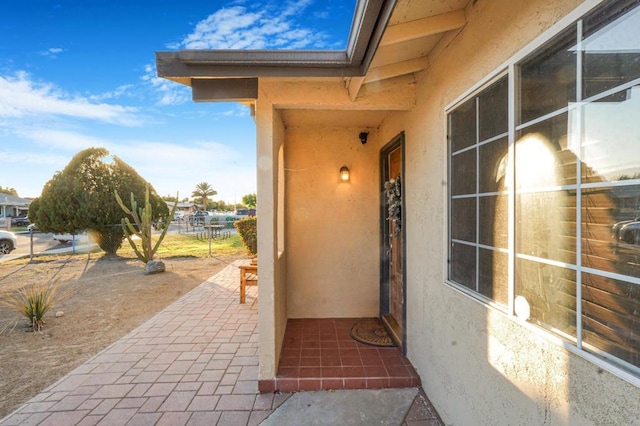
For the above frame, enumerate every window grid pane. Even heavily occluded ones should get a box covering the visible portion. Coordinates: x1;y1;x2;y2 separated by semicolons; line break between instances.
447;0;640;376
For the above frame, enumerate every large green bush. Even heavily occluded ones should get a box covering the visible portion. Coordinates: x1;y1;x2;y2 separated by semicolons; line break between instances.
28;147;168;255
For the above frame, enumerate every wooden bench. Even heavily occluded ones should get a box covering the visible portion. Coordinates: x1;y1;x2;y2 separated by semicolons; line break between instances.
239;263;258;304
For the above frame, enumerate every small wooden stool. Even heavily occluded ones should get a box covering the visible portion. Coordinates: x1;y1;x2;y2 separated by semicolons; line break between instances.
239;263;258;304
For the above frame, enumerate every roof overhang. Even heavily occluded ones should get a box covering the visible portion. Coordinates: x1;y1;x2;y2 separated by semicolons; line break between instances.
156;0;469;102
155;0;397;101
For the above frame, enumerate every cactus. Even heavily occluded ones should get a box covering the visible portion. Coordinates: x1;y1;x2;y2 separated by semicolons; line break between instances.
115;184;178;264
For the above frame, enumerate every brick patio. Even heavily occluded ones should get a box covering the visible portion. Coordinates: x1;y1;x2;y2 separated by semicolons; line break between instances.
0;261;442;426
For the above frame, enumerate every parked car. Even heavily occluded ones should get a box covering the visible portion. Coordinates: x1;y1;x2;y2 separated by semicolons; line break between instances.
0;230;18;254
619;221;640;245
612;217;640;244
188;211;214;225
10;215;30;226
53;232;89;244
234;208;256;217
173;211;185;221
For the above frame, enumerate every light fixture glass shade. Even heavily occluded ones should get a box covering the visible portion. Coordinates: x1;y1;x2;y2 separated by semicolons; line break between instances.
340;166;350;181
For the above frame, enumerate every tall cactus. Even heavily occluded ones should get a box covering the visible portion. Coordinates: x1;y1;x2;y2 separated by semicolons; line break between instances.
115;184;178;263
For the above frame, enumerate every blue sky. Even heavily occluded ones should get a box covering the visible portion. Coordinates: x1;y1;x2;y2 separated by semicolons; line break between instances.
0;0;355;204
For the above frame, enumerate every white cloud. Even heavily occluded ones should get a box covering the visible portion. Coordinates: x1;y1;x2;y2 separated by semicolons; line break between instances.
0;72;142;126
39;47;65;58
219;104;251;117
142;64;190;106
176;0;330;50
89;84;135;101
2;126;256;202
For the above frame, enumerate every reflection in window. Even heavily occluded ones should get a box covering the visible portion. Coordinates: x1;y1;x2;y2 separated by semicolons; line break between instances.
582;272;640;368
479;137;508;193
479;78;508;140
519;28;577;125
583;186;640;277
516;258;577;337
581;86;640;184
479;248;508;305
479;195;507;249
583;3;640;99
516;190;576;265
516;114;572;189
447;1;640;374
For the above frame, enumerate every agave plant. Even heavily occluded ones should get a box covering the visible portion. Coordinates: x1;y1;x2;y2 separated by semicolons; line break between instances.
0;280;72;331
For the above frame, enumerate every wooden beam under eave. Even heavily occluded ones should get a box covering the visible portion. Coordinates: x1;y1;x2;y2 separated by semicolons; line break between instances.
347;76;366;101
261;79;415;111
364;56;429;84
379;10;466;47
191;78;258;102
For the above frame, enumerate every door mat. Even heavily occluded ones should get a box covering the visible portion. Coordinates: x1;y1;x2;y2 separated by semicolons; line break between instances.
349;318;396;347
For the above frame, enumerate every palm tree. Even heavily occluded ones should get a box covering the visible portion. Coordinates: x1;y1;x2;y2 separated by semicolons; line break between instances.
191;182;217;211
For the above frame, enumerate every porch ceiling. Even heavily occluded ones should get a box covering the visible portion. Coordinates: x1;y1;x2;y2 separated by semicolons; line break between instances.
346;0;470;100
281;109;392;128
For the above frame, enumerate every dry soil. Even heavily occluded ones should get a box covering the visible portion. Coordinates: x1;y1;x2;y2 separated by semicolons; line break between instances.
0;253;243;419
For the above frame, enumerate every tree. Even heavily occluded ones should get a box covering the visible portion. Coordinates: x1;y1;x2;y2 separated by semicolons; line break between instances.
191;182;217;210
0;186;18;196
28;147;168;255
242;193;257;208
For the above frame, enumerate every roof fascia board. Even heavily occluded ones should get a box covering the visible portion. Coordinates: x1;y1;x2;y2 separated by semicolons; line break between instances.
178;50;349;66
345;0;385;65
356;0;397;74
156;52;362;80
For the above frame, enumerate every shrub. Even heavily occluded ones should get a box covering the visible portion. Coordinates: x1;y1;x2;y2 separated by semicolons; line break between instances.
0;281;72;331
234;216;257;256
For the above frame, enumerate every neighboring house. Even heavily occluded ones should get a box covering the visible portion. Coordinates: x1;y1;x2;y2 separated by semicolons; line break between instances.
165;201;197;215
0;192;31;226
156;0;640;424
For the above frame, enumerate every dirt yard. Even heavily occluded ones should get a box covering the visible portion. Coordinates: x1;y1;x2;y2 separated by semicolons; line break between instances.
0;252;244;419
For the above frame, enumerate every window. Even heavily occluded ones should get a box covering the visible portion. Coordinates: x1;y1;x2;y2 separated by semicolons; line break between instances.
447;0;640;377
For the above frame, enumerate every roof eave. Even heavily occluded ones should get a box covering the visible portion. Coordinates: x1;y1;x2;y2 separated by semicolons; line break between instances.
155;0;397;87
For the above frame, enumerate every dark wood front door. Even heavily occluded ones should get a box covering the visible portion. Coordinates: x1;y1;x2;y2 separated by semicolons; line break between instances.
380;133;405;352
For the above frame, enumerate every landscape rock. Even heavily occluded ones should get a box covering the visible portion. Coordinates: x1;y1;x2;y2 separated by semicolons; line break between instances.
145;260;165;275
55;311;64;318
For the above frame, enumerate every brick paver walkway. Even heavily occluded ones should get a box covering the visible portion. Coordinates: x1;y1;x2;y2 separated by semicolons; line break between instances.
0;261;283;426
1;261;442;426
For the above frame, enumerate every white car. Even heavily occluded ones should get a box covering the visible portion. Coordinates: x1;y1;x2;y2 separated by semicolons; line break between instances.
173;211;185;221
53;232;89;244
0;230;18;254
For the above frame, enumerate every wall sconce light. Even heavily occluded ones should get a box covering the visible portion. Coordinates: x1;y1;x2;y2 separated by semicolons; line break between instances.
359;132;368;144
340;166;350;182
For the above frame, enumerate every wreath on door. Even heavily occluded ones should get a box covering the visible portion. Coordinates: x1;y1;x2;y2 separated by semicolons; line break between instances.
384;174;402;237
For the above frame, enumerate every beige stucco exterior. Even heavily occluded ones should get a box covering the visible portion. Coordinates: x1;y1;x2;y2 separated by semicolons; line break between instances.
284;125;380;319
250;0;640;424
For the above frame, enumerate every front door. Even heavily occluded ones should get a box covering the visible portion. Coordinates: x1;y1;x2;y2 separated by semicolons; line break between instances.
380;133;405;352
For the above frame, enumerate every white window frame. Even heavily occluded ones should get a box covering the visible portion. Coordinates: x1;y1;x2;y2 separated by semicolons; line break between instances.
442;0;640;387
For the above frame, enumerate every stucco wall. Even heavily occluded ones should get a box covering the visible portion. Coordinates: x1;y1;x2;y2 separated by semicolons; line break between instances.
284;126;380;318
256;98;288;380
377;0;640;424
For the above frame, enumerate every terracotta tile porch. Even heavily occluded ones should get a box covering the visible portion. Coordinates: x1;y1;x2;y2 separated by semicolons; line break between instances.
258;318;421;393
